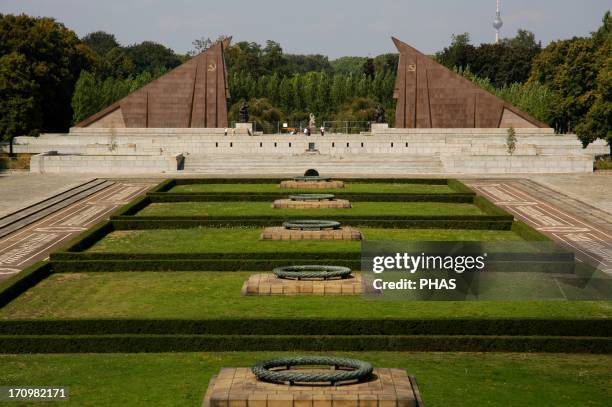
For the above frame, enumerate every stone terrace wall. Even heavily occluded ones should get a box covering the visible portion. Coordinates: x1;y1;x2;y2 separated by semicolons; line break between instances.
8;127;608;174
30;152;183;174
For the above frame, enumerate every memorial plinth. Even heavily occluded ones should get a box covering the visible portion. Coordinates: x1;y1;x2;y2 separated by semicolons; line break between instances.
241;273;364;296
202;368;424;407
272;199;351;209
260;227;362;241
280;180;344;189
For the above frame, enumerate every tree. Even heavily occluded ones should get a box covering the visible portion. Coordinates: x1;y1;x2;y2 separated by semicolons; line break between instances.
0;52;40;154
0;13;93;133
82;31;120;55
71;70;101;124
437;30;541;87
363;58;375;79
330;73;347;107
529;11;610;146
436;33;476;71
188;35;230;56
125;41;182;74
331;56;367;75
228;98;283;133
333;97;378;122
278;76;293;112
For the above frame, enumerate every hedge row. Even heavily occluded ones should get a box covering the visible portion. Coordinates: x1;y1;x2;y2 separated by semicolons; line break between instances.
0;334;608;353
170;178;453;185
51;251;357;261
51;259;361;272
0;262;52;308
1;318;608;337
110;219;513;230
146;193;476;203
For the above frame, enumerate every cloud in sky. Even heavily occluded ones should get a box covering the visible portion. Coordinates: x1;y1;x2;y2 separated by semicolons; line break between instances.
1;0;609;58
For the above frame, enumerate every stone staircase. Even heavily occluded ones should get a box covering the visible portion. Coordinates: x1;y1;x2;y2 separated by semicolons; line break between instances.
0;179;114;238
183;153;443;175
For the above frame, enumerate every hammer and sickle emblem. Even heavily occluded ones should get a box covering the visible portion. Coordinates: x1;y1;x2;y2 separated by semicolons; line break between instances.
407;64;416;72
207;63;217;72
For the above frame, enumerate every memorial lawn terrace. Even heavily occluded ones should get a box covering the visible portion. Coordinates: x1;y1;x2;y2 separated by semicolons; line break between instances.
0;178;609;357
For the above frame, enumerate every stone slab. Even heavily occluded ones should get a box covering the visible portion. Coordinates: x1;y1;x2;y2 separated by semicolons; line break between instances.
280;181;345;189
202;368;423;407
240;273;369;296
272;199;351;209
260;227;362;241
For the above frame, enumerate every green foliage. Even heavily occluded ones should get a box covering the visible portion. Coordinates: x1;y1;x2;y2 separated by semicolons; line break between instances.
506;126;517;155
530;11;611;147
71;69;165;124
0;13;93;133
124;41;183;74
457;67;557;124
330;56;367;75
333;97;378;122
0;52;40;150
228;98;283;132
82;31;120;55
437;30;541;87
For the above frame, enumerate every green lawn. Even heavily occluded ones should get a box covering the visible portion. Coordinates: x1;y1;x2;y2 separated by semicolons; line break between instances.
135;201;486;217
0;352;609;406
1;272;609;319
168;183;457;194
87;228;525;254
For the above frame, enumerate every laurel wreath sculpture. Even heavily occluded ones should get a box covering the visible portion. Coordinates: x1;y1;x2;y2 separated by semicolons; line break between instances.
289;194;335;201
252;356;373;385
273;265;352;280
293;176;332;182
283;220;341;230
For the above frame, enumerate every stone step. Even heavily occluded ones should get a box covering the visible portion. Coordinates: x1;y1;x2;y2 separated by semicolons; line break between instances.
0;179;114;238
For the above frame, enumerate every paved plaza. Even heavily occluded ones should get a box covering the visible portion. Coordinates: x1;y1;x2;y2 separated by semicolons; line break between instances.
0;178;153;281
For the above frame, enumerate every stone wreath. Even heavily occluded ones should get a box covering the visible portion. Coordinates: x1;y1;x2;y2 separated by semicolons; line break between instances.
289;194;335;201
273;265;352;280
293;176;332;182
283;220;341;230
252;356;373;385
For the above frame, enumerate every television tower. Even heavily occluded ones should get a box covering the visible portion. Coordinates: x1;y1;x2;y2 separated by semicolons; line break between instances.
493;0;503;43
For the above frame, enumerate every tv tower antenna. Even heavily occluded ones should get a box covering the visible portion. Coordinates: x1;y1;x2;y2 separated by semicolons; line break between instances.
493;0;503;43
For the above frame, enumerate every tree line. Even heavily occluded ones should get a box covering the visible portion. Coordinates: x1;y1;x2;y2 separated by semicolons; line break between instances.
0;11;610;152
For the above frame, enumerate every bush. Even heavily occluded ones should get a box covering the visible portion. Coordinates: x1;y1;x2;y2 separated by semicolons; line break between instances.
0;334;608;354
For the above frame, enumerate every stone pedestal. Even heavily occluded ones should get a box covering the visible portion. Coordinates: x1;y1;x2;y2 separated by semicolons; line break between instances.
241;273;366;296
260;227;362;241
371;123;389;132
279;181;344;189
202;368;424;407
272;199;351;209
235;123;253;131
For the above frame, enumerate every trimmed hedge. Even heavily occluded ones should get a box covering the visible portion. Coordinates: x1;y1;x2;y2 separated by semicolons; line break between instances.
146;193;476;203
1;318;609;337
51;251;357;261
110;219;513;230
51;259;361;272
0;334;608;353
0;262;52;308
170;178;452;185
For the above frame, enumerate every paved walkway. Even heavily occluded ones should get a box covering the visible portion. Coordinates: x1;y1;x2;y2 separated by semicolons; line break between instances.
0;181;154;282
464;178;612;274
0;172;94;218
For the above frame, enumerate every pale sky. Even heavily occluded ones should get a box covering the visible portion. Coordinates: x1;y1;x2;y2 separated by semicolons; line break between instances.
1;0;609;58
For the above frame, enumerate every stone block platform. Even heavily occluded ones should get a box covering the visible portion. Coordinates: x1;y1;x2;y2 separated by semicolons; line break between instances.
241;273;364;296
272;199;351;209
280;181;344;189
260;227;362;240
202;367;424;407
